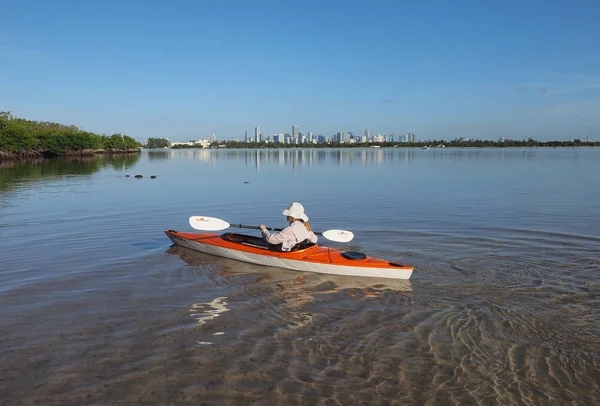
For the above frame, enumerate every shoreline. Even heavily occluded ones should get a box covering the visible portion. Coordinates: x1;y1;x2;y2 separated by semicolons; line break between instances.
0;149;141;162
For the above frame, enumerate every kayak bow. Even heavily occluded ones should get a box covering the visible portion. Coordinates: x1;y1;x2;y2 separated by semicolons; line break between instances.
164;230;413;280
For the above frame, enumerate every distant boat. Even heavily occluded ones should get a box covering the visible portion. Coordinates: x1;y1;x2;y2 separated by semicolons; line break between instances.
421;146;430;150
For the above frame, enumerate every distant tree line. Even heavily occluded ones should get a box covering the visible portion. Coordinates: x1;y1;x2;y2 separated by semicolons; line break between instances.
145;138;170;148
170;144;204;149
433;138;599;148
144;138;205;149
0;111;141;159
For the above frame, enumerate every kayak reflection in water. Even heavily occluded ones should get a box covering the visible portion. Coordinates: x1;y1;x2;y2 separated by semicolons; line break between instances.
259;202;318;251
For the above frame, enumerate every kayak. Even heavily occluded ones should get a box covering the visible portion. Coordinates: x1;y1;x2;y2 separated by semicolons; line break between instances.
164;230;414;280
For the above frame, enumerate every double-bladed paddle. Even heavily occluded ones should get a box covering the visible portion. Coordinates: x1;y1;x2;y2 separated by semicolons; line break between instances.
188;216;354;243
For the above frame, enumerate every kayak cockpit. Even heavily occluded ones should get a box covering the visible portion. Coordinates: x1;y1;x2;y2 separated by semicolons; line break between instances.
221;232;271;249
220;232;317;252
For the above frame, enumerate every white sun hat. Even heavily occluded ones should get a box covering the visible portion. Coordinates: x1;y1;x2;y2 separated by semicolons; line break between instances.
282;202;309;222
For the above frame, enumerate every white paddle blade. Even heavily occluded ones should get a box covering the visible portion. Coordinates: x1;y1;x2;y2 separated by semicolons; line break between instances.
322;229;354;243
189;216;230;231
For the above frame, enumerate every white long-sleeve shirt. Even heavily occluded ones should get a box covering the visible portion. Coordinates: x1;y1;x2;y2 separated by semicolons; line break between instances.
261;221;318;251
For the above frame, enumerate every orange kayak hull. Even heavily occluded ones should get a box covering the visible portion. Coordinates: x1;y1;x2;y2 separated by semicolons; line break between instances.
165;230;413;280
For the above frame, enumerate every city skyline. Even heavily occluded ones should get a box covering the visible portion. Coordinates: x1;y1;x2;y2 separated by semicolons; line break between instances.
2;1;599;142
234;124;419;145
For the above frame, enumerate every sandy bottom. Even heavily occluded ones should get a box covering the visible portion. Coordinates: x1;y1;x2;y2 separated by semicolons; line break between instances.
1;245;599;406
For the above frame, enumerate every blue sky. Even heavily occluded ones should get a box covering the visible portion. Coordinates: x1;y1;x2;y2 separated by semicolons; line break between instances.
2;0;599;142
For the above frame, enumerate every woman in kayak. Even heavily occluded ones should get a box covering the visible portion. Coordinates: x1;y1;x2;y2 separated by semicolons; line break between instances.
259;202;318;251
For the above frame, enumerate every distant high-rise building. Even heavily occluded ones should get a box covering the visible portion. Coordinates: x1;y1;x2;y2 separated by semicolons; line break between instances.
208;133;216;143
292;125;299;140
245;130;249;143
255;126;260;143
404;133;415;143
365;128;370;139
404;133;416;143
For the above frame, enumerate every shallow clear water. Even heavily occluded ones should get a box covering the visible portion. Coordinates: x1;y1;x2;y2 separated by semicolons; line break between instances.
1;148;599;405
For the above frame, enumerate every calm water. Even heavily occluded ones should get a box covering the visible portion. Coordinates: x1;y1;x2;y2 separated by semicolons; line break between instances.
1;148;599;405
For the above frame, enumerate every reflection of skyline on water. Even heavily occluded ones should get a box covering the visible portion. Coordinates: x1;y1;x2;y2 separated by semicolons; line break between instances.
149;148;418;169
146;150;171;161
144;147;591;171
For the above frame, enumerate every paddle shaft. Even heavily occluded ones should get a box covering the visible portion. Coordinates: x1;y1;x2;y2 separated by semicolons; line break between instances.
229;223;323;236
189;216;353;242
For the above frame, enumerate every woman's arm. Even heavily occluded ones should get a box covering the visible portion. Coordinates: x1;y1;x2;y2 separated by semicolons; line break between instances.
261;226;296;245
